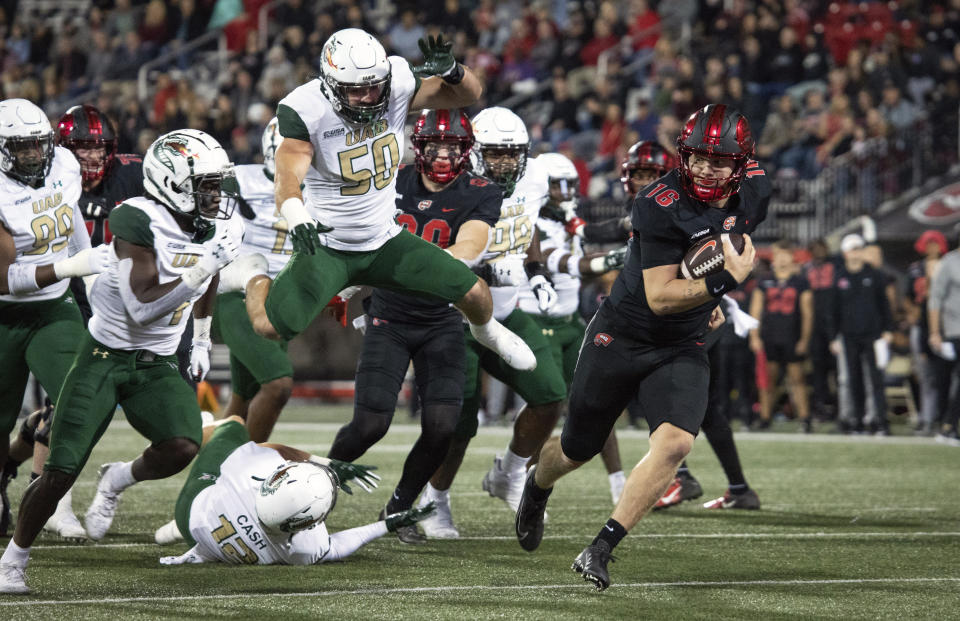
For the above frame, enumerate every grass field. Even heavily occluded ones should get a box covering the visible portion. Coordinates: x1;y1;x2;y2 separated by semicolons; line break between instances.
2;404;959;620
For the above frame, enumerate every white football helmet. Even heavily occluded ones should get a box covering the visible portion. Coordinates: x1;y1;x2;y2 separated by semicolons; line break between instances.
261;117;283;178
471;107;529;196
0;98;55;187
535;152;580;221
143;129;238;231
255;461;339;534
319;28;391;126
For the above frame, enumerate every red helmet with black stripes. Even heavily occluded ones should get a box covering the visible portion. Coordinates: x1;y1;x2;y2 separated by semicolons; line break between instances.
676;104;755;202
412;108;475;184
56;104;118;186
620;140;675;195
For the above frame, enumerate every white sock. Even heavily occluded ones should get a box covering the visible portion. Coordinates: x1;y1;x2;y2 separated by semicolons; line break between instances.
424;482;449;501
608;470;625;488
106;462;136;494
470;317;500;338
0;541;30;568
501;447;529;475
53;487;74;515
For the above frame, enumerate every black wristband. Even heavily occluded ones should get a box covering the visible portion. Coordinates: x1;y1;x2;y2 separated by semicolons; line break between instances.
442;63;465;84
524;260;550;281
704;270;738;298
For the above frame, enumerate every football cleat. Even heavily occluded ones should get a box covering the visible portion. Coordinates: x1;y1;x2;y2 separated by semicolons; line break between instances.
481;456;524;513
417;492;459;539
0;461;15;537
470;320;537;371
572;541;616;592
84;462;125;541
42;488;87;541
515;466;550;552
653;472;702;510
379;506;427;545
703;487;761;510
0;563;29;594
154;519;184;545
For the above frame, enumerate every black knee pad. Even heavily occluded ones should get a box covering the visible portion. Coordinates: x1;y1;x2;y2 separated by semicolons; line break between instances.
355;383;400;415
420;403;461;443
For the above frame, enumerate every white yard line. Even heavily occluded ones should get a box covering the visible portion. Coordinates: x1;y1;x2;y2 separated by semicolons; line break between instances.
2;577;958;606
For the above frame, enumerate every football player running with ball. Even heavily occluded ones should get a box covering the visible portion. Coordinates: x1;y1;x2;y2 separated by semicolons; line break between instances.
232;29;535;373
0;129;243;594
154;416;431;566
0;99;110;538
326;108;501;544
514;105;770;592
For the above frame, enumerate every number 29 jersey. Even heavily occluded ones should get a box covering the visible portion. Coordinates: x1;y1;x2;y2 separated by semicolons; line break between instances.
276;57;417;252
367;166;502;323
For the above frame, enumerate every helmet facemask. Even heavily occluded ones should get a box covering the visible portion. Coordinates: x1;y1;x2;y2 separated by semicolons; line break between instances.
677;149;749;202
0;134;55;187
178;163;239;238
321;73;391;126
478;145;528;196
415;139;470;184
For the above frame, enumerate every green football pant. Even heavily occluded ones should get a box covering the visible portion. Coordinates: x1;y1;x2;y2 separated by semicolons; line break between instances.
214;292;292;400
530;312;587;387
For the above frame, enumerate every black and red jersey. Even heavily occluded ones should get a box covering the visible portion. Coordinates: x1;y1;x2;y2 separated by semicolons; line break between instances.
757;273;809;345
80;153;144;246
606;163;771;345
367;166;502;323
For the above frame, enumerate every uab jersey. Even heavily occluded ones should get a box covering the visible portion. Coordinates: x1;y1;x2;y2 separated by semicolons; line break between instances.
518;216;581;317
481;157;549;319
608;164;771;344
0;146;85;303
89;197;244;354
276;57;418;251
234;164;291;278
367;166;502;323
189;441;333;565
80;153;144;246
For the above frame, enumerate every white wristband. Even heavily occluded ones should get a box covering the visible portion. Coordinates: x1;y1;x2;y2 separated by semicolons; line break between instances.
6;263;39;294
566;255;581;278
53;249;93;279
308;454;331;466
546;250;565;274
193;316;212;342
280;197;312;230
589;256;606;273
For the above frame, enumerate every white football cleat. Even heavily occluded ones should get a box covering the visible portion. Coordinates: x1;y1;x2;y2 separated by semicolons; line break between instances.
417;492;459;539
0;563;29;594
84;462;125;541
42;489;87;541
154;519;184;545
481;456;525;513
470;321;537;371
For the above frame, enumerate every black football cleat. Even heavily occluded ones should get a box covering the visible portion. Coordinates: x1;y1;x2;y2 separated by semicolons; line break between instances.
703;487;761;510
572;541;616;592
379;506;427;545
515;466;550;552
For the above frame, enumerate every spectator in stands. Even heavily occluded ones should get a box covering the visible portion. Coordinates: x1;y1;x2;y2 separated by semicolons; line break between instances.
273;0;308;31
138;0;172;51
829;234;893;435
530;19;559;80
779;88;825;179
106;0;140;42
928;231;960;445
767;26;805;89
432;0;476;42
171;0;213;43
815;93;855;165
879;82;922;131
628;95;658;142
545;71;579;146
257;46;295;106
580;18;618;67
385;10;424;60
758;94;796;171
628;0;660;53
84;30;114;89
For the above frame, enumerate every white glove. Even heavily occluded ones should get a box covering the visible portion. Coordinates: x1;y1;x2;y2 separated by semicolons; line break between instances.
190;339;211;382
721;295;759;338
183;228;241;290
352;314;368;334
53;244;112;280
491;261;525;287
529;274;558;313
940;341;957;361
873;338;890;370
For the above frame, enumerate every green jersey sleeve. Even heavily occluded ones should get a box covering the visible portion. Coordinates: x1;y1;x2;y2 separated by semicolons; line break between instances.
109;203;154;248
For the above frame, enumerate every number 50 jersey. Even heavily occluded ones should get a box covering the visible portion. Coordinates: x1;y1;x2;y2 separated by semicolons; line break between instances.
276;57;418;252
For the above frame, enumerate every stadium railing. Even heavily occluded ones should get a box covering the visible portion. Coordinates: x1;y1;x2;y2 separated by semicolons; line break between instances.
136;29;229;105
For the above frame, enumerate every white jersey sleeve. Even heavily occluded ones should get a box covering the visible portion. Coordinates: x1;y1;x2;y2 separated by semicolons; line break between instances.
0;147;84;302
518;217;582;317
188;441;332;565
233;164;291;278
480;158;549;319
274;57;417;251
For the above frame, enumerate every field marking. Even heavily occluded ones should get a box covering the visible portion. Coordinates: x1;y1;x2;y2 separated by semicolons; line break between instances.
29;530;960;550
2;577;958;607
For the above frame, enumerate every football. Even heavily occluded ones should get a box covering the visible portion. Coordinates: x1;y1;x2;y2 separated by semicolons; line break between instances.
680;233;746;279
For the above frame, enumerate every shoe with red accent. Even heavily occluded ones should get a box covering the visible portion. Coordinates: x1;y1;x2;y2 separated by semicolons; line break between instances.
702;487;760;510
653;472;702;510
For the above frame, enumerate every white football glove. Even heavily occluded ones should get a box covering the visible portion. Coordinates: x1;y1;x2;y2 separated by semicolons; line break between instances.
528;274;558;313
189;339;211;382
52;244;113;280
491;261;525;287
199;228;241;274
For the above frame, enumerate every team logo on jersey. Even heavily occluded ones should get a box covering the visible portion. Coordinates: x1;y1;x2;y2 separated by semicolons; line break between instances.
344;120;389;146
92;348;110;359
323;127;345;139
171;253;201;268
31;192;63;214
593;333;613;347
723;216;737;230
690;228;711;240
417;200;433;211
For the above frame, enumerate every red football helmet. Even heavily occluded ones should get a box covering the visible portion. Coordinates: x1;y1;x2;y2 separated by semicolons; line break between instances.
412;108;474;184
620;140;675;195
676;104;755;202
56;104;118;186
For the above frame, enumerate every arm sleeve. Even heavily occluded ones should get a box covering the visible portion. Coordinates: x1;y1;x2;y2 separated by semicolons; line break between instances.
67;202;92;255
583;217;629;244
312;521;389;564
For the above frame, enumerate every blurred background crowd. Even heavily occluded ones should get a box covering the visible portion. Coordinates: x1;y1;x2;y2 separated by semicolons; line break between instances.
2;0;960;437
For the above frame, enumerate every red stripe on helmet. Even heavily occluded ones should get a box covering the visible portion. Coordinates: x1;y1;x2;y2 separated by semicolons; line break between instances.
703;105;727;147
437;109;450;132
86;106;103;136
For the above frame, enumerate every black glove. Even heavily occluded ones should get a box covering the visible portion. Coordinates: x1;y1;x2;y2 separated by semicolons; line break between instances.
412;35;463;84
80;196;110;219
385;502;436;532
289;221;334;255
320;458;381;495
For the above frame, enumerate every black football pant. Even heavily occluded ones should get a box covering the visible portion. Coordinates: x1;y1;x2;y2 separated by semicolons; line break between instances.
808;328;836;418
843;334;887;430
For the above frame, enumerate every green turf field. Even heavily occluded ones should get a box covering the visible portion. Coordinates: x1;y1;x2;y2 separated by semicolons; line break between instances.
2;404;958;620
